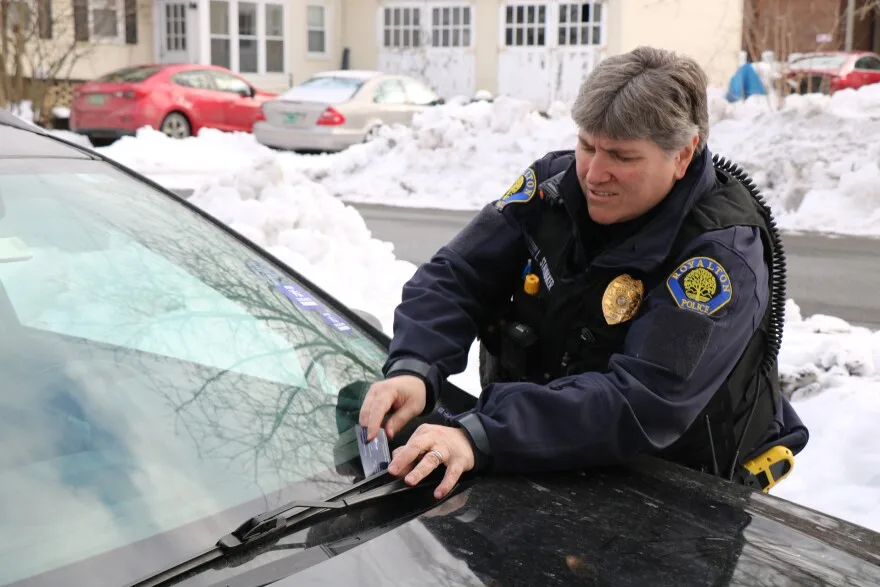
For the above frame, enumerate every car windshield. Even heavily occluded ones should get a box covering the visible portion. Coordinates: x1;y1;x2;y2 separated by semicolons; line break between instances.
98;65;164;83
278;76;366;103
0;157;385;586
788;55;848;70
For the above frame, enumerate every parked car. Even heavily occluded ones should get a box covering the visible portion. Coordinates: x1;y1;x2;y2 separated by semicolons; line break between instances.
785;51;880;94
254;70;444;152
69;64;277;144
0;111;878;587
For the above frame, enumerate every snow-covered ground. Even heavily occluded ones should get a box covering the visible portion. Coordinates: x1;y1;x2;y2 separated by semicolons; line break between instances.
6;89;880;534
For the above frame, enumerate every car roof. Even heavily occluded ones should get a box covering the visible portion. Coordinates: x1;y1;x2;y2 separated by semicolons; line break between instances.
0;112;94;160
312;69;385;80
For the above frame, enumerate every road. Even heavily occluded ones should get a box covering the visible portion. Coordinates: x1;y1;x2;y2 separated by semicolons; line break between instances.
351;202;880;329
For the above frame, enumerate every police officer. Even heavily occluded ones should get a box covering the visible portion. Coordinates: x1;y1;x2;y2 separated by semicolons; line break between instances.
359;46;810;500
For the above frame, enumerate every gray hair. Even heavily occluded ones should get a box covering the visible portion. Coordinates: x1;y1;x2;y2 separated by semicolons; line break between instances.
571;46;709;155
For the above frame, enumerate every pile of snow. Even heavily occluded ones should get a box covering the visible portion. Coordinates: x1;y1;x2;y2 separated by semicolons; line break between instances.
774;302;880;532
708;84;880;236
285;96;577;210
778;300;880;399
98;127;279;191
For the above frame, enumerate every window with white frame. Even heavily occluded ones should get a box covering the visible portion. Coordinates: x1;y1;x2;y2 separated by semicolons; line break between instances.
383;6;421;48
238;1;257;73
307;5;326;54
265;3;284;71
431;6;471;48
504;4;546;47
558;1;603;46
91;0;123;40
210;0;231;68
164;2;187;53
72;0;136;43
210;0;287;74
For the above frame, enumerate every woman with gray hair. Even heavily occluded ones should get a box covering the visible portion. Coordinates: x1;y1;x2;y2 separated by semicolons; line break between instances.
359;46;809;499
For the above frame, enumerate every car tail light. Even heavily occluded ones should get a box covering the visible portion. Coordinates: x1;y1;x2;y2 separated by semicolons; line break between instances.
256;104;267;122
317;107;345;126
114;87;148;99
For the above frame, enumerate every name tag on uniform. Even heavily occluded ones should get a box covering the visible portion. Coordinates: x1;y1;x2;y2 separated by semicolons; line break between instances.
356;424;391;478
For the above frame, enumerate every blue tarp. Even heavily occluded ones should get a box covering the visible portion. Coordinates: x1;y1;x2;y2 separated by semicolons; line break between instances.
725;62;767;102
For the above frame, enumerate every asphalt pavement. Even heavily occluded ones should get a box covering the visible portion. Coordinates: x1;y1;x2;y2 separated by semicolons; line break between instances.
350;202;880;329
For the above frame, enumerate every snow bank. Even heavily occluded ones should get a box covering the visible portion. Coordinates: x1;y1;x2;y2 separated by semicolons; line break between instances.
286;96;577;210
779;300;880;400
758;299;880;532
98;127;278;191
709;84;880;236
772;375;880;534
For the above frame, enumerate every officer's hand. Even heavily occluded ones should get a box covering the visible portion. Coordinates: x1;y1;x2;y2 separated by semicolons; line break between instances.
388;424;475;500
358;375;426;442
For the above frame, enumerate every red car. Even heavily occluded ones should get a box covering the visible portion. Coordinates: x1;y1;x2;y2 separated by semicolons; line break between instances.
785;51;880;94
70;64;277;144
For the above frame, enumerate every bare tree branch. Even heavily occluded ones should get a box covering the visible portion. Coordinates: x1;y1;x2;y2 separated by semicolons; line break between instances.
0;0;149;126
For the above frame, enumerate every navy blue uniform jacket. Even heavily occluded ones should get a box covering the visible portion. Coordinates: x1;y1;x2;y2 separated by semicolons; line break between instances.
384;147;809;473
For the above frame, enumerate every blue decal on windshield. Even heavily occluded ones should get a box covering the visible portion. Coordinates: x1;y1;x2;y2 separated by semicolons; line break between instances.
276;283;322;310
321;311;352;334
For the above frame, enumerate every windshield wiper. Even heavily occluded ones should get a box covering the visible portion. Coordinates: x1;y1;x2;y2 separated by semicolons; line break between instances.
127;469;455;587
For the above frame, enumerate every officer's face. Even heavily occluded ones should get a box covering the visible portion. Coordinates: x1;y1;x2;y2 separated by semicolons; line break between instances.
575;132;697;224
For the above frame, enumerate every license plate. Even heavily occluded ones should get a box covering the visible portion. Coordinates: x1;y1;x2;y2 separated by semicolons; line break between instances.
283;112;304;124
88;94;106;105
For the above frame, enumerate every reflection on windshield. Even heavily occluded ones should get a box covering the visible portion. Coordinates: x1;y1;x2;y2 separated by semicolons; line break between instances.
0;160;385;585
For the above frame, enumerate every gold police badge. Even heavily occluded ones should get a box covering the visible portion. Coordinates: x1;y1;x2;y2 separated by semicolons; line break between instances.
601;274;645;325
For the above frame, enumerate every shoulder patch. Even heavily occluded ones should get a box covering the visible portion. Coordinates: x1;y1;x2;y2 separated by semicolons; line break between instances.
666;256;733;315
495;167;538;210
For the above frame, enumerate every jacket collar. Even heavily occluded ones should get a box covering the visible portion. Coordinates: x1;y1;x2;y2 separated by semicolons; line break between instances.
558;146;717;273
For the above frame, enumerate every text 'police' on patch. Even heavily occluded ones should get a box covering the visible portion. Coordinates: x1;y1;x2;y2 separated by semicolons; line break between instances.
666;256;733;315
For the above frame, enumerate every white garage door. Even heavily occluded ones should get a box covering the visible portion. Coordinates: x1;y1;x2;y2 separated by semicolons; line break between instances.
377;1;477;100
498;0;606;111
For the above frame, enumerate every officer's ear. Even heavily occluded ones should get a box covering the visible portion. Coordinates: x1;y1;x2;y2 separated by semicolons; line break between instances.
673;135;699;180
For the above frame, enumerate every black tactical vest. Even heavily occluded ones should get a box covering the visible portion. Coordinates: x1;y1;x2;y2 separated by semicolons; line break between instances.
478;155;787;478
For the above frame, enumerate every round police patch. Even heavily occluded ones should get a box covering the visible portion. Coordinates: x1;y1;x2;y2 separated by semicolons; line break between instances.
666;256;733;315
495;167;537;210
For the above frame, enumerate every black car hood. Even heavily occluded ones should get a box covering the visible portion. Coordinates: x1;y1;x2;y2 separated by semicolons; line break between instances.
273;458;880;587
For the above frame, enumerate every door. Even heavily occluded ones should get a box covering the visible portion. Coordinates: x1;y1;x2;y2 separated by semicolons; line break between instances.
168;69;227;128
498;0;606;111
157;0;196;64
850;55;880;90
377;2;476;100
208;71;260;131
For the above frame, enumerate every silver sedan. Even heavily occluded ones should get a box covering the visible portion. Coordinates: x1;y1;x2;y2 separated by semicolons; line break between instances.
254;70;444;152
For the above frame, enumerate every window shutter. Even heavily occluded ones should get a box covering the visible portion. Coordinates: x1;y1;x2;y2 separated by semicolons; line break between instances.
38;0;53;39
73;0;89;42
124;0;137;44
